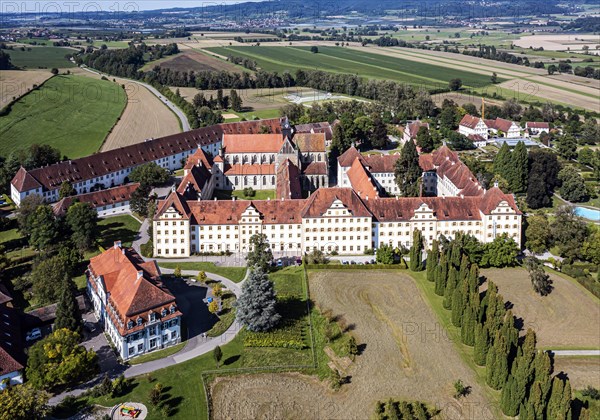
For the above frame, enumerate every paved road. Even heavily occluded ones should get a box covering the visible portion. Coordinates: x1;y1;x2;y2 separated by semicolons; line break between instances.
79;66;190;132
549;350;600;356
49;268;246;406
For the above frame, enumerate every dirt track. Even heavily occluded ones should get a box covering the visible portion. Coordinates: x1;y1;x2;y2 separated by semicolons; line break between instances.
553;357;600;390
211;271;493;420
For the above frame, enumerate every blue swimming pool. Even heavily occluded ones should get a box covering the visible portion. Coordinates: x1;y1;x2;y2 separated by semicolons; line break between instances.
574;206;600;222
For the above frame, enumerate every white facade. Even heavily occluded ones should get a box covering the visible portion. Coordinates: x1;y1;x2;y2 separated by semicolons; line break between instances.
0;370;23;390
459;120;489;140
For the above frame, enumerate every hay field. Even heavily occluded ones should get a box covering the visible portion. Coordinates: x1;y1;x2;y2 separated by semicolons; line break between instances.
5;46;77;69
553;357;600;390
482;268;600;349
148;50;240;73
0;70;53;109
514;34;600;53
211;271;493;420
101;80;181;151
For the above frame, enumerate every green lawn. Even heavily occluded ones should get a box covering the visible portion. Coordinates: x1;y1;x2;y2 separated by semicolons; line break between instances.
0;75;127;159
6;46;77;69
206;291;237;337
205;45;503;90
97;215;141;249
128;342;186;365
214;189;276;201
158;262;246;283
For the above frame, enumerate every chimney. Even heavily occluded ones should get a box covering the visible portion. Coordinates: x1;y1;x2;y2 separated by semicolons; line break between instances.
137;270;143;279
122;248;125;255
268;197;271;201
114;241;122;249
232;196;236;201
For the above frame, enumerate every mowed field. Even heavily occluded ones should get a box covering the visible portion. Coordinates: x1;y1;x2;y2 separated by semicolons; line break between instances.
205;45;501;90
482;268;600;349
211;271;493;419
149;50;240;73
0;70;53;109
0;74;126;158
5;46;76;69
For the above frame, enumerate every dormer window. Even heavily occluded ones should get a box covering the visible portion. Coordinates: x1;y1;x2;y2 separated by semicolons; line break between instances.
170;305;175;314
161;308;167;317
128;320;134;329
137;317;143;326
149;312;157;322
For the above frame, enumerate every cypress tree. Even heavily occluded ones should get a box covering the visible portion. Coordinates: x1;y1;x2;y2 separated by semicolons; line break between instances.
468;264;479;295
409;229;424;271
494;141;511;182
486;332;509;390
443;266;458;309
512;141;529;193
434;254;448;296
55;274;83;336
519;401;534;420
451;286;463;327
426;240;439;282
474;323;490;366
526;380;545;420
501;374;520;416
510;330;537;416
501;310;519;355
485;282;505;333
547;377;572;420
461;304;476;346
459;254;470;281
450;241;461;268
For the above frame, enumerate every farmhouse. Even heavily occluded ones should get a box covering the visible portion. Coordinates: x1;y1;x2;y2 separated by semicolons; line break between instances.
459;115;521;140
152;185;522;258
526;121;550;136
87;243;182;361
459;115;489;140
485;117;521;138
10;119;284;206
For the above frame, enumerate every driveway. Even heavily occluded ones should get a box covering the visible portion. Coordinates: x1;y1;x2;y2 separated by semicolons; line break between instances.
81;312;119;375
164;277;213;340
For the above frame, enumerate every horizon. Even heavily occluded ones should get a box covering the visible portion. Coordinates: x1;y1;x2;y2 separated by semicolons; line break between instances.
1;0;267;14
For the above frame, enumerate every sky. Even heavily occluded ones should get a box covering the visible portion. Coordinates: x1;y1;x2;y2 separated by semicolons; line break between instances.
2;0;267;13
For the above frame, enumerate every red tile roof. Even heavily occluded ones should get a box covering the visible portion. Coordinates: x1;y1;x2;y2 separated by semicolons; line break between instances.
418;146;483;197
480;186;521;214
526;122;549;129
184;148;213;171
276;159;302;200
405;121;430;139
293;132;326;153
362;154;400;173
301;187;373;218
302;161;328;175
0;345;23;376
155;191;191;220
52;183;140;216
12;119;283;193
11;167;41;191
346;158;380;200
459;114;482;129
294;121;334;140
367;196;483;221
177;165;212;198
183;199;305;225
337;146;363;168
223;164;275;175
489;117;517;133
222;134;284;154
89;246;180;336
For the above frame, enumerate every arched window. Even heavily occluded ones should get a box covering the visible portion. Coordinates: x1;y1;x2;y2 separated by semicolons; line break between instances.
271;176;275;185
262;176;266;185
253;176;257;185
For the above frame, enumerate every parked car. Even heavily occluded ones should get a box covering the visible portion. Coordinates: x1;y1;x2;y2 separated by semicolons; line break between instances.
84;321;96;333
295;258;302;266
276;259;283;267
350;260;357;265
341;260;349;265
26;328;42;342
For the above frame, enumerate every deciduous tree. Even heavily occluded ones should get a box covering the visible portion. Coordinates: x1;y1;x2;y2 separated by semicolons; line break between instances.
0;384;49;420
66;202;99;251
525;214;551;254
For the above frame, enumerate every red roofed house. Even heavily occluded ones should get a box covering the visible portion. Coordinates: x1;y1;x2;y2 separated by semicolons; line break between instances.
402;121;430;145
526;122;550;136
459;115;489;140
87;242;182;361
486;117;521;138
52;183;140;217
0;345;23;390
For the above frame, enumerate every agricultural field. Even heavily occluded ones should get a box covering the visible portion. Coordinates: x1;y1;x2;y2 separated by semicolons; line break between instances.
205;45;502;90
100;78;181;150
481;268;600;350
0;74;126;158
0;69;53;109
141;50;241;73
211;270;493;419
5;46;76;69
553;357;600;390
513;34;600;53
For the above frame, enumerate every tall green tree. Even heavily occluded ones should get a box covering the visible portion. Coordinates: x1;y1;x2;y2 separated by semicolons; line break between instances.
235;268;280;332
558;166;589;203
493;142;511;184
370;116;388;149
409;229;424;271
556;135;577;160
547;377;572;420
28;205;59;251
415;126;433;153
426;240;439;281
474;323;490;366
55;274;83;336
525;214;551;254
59;181;76;199
486;331;509;390
525;256;553;296
128;162;169;187
246;233;273;272
550;205;589;261
434;253;448;296
230;89;243;112
511;141;529;193
66;202;99;251
26;328;98;391
0;384;49;420
480;234;519;268
394;140;421;197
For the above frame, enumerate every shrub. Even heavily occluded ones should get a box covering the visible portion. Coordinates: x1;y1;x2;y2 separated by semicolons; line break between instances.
363;248;375;255
581;386;600;400
140;240;153;258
